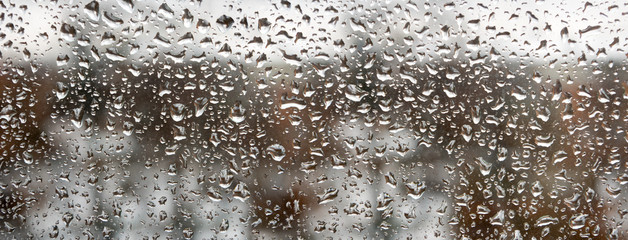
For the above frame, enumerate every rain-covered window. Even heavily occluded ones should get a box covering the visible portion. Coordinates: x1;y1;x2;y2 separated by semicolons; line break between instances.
1;0;627;239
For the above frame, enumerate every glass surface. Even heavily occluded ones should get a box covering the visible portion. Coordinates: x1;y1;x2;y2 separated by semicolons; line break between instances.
0;0;626;239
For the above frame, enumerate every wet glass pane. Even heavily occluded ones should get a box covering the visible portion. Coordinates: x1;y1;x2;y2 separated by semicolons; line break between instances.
1;0;627;239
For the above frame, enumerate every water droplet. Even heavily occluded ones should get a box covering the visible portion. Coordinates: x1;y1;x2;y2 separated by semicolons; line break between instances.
229;102;246;123
569;214;587;229
406;181;426;199
267;144;286;161
84;1;100;21
170;103;186;122
216;15;234;32
317;188;339;204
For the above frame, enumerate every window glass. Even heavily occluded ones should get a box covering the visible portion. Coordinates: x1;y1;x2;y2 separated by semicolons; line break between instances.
0;0;626;239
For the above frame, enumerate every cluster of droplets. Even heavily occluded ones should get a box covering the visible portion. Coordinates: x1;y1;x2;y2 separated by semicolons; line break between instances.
0;0;626;239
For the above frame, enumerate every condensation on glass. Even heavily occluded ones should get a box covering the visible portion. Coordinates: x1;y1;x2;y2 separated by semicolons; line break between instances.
0;0;626;239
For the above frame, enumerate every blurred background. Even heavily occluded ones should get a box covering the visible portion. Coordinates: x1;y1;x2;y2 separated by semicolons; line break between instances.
0;0;626;239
